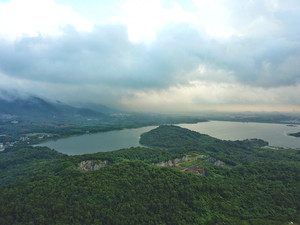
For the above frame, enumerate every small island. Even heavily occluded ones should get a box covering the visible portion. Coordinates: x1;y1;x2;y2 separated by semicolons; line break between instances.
289;132;300;137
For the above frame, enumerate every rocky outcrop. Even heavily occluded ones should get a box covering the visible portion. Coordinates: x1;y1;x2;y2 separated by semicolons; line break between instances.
155;160;175;167
214;160;226;167
154;155;205;167
207;157;228;167
183;165;205;175
78;160;108;172
155;155;229;169
154;155;191;167
154;154;207;176
174;156;190;164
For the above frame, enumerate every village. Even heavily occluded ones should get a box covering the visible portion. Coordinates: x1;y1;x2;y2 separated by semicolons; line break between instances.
0;134;50;150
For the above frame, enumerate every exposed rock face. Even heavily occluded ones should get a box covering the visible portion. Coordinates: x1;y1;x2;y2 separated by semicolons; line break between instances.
154;154;207;175
154;155;205;167
183;165;205;175
156;160;174;167
155;155;229;170
214;160;225;167
154;156;191;167
78;160;108;172
207;157;227;167
174;156;190;164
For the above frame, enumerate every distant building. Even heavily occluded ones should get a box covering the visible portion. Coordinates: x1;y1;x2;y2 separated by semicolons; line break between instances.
20;137;29;142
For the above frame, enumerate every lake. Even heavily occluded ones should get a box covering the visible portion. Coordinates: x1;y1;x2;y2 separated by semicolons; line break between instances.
180;121;300;149
38;121;300;155
37;126;157;155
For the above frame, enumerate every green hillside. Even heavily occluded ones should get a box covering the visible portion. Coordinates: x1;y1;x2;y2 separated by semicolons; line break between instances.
1;126;299;224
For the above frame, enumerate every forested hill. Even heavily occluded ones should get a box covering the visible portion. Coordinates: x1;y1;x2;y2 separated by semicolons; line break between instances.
0;96;108;121
140;125;272;165
140;125;217;148
0;126;300;224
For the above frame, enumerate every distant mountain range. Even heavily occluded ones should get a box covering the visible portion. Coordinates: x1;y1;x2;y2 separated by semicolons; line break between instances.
0;96;117;122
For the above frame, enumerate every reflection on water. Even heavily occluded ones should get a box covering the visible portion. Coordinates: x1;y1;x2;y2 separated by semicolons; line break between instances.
179;121;300;149
38;121;300;155
37;126;157;155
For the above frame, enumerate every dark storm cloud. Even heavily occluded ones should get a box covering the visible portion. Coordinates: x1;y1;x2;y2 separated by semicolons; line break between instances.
0;19;300;90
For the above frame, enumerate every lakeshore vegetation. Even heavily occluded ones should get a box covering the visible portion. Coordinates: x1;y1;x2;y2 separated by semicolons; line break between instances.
0;125;299;224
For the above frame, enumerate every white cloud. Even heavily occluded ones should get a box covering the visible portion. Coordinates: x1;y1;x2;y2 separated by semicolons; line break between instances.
0;0;92;40
106;0;243;42
121;81;300;112
0;0;300;112
108;0;192;42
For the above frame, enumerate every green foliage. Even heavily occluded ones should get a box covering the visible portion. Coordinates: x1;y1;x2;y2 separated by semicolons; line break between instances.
0;125;299;224
140;125;216;148
72;147;184;165
140;125;299;167
0;146;66;187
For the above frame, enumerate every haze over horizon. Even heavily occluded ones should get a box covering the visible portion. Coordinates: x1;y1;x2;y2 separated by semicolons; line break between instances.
0;0;300;113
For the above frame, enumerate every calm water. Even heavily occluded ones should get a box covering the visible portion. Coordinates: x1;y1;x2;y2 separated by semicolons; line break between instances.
179;121;300;149
37;126;157;155
38;121;300;155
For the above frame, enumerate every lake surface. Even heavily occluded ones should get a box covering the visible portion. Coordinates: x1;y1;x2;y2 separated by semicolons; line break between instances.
37;126;157;155
38;121;300;155
179;121;300;149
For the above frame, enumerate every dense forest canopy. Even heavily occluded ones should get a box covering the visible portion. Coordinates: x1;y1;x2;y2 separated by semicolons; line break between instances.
0;125;299;224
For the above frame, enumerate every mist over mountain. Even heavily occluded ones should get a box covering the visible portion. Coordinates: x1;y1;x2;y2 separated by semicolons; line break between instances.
0;94;114;122
73;102;120;115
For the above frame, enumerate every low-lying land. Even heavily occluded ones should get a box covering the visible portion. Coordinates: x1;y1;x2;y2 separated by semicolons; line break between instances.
289;132;300;138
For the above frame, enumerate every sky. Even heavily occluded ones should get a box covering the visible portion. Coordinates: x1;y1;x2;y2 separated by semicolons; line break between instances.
0;0;300;113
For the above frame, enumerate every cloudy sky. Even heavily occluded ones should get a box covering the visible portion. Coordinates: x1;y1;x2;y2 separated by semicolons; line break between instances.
0;0;300;113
